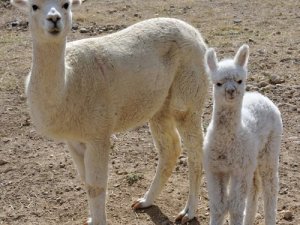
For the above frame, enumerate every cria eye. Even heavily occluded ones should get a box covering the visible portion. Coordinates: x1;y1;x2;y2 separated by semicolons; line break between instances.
32;5;38;11
63;2;69;9
237;80;243;84
216;83;222;87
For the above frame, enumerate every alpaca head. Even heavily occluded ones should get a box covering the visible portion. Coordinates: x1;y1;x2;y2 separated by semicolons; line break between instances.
11;0;82;42
205;44;249;106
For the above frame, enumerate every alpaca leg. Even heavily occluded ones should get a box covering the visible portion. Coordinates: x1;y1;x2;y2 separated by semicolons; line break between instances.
206;171;229;225
84;139;110;225
244;170;260;225
228;175;250;225
259;138;280;225
132;112;181;209
260;168;278;225
67;141;86;182
175;112;204;223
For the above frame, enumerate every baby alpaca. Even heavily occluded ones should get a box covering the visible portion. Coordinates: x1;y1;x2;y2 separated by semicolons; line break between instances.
11;0;209;224
203;45;282;225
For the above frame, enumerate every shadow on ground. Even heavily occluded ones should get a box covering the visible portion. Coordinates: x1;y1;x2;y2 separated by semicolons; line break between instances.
135;205;200;225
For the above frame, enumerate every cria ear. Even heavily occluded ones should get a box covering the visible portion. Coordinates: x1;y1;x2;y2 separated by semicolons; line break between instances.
205;48;218;72
234;44;249;67
10;0;29;11
71;0;82;8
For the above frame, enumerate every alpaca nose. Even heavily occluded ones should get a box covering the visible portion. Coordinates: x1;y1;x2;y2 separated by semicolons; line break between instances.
226;88;235;95
47;8;61;24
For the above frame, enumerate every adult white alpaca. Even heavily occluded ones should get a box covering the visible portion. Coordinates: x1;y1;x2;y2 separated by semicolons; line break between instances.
203;45;282;225
11;0;209;224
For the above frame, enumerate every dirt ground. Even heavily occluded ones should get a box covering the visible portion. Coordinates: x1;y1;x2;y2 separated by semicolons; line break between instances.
0;0;299;224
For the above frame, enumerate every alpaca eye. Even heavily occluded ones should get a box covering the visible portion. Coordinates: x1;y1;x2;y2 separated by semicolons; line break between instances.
63;3;69;9
237;80;243;84
32;5;39;11
216;83;222;87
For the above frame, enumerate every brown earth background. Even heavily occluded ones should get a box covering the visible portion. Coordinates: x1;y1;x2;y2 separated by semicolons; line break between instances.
0;0;299;224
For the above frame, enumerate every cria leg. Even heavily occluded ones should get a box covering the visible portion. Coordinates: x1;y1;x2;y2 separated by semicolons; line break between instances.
84;139;110;225
244;170;260;225
260;168;278;225
175;112;204;224
260;138;280;225
206;171;229;225
67;141;86;182
132;111;181;209
228;175;250;225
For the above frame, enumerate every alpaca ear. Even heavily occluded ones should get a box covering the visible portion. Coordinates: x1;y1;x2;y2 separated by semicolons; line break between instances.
234;44;249;67
10;0;29;11
71;0;82;8
205;48;218;72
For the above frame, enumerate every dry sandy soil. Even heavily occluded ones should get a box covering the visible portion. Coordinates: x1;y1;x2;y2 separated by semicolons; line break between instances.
0;0;299;224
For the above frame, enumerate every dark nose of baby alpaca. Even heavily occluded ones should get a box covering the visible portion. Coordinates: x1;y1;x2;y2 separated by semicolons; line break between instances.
47;16;61;27
226;89;235;96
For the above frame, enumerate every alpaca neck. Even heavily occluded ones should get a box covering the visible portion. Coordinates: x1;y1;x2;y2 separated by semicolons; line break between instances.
212;100;243;131
29;38;67;105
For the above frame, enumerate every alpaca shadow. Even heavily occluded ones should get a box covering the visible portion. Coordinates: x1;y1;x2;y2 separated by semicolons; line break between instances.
135;205;200;225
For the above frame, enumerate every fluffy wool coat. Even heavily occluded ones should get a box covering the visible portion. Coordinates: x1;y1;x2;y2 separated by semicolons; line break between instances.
204;45;282;225
11;0;209;224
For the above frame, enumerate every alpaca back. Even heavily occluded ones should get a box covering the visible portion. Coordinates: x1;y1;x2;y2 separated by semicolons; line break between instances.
242;92;282;154
35;18;207;139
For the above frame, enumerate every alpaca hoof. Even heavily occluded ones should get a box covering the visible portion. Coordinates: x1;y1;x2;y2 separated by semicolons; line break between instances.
175;211;194;224
131;198;152;209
